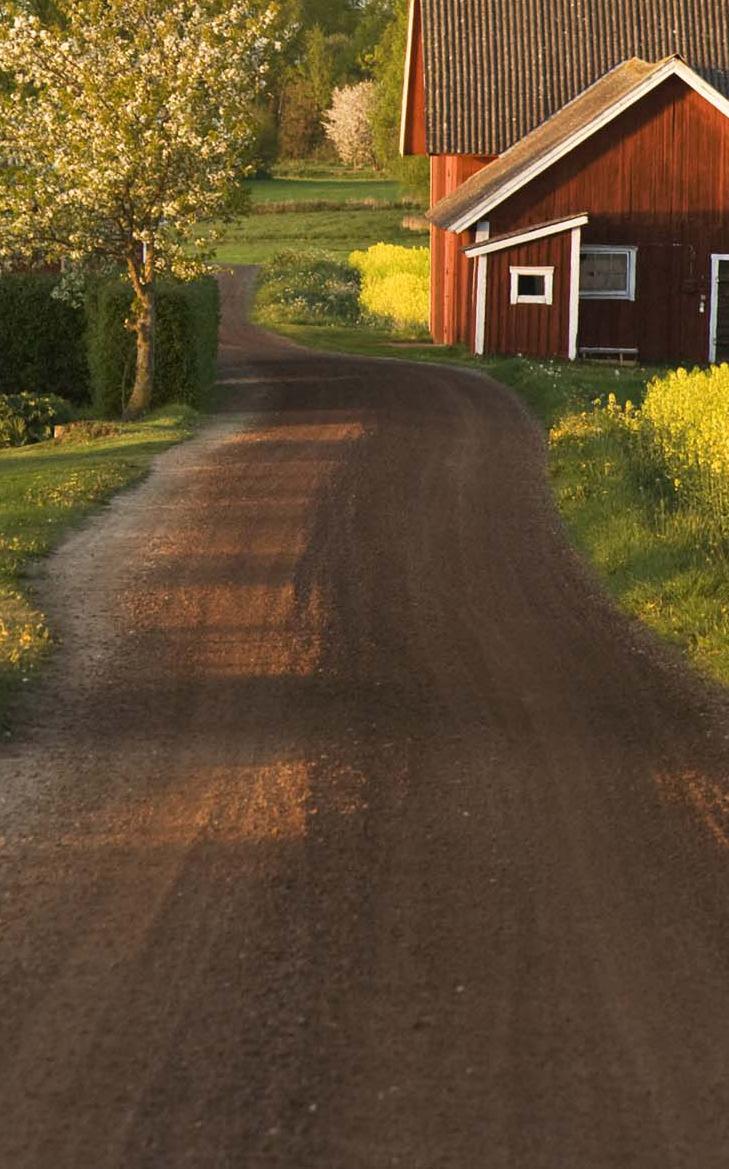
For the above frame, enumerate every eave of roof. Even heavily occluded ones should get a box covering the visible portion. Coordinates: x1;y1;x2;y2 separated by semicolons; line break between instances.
427;56;729;233
463;214;590;257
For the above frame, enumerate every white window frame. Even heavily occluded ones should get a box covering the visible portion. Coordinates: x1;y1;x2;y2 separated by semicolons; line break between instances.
510;266;554;305
579;245;637;301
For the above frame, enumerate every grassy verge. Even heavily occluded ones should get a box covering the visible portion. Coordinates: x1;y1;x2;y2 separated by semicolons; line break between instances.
262;318;728;687
551;407;729;685
0;403;198;727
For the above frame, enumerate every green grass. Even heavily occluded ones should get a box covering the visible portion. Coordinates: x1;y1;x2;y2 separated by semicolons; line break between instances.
251;320;474;358
551;408;729;685
247;176;406;208
209;209;428;265
0;403;198;727
270;161;386;181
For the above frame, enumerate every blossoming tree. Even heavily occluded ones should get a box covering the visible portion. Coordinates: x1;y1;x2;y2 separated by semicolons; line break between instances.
322;81;377;169
0;0;278;416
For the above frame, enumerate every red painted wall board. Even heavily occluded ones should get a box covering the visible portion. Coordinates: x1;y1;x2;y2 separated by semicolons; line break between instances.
485;234;574;359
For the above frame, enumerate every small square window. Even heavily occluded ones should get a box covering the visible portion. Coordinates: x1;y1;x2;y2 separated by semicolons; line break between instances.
510;266;554;305
518;273;545;298
580;247;637;300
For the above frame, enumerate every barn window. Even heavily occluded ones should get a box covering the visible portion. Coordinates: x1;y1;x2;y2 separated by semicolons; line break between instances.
510;266;554;305
579;247;637;300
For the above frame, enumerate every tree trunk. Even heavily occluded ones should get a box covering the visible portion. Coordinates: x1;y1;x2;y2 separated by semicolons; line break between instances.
124;253;156;419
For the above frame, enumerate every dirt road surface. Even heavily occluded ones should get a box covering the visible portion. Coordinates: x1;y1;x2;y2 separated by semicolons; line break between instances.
3;268;729;1168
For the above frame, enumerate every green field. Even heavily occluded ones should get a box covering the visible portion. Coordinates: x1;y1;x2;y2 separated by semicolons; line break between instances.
211;207;428;265
206;171;428;264
247;176;406;207
0;405;197;727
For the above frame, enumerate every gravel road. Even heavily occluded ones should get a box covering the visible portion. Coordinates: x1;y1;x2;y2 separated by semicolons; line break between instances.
3;267;729;1168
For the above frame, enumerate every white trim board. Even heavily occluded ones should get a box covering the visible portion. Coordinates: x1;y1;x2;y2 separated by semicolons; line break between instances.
709;253;729;364
473;219;490;357
449;58;729;233
568;227;582;361
399;0;418;157
464;214;589;258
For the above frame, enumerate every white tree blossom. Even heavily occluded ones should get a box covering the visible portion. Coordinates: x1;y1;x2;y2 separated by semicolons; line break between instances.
322;81;377;169
0;0;280;416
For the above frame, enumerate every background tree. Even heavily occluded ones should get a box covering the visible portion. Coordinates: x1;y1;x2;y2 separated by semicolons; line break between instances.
323;82;378;169
0;0;279;417
278;24;343;158
350;0;396;75
274;0;396;162
297;0;359;36
371;0;429;198
278;75;323;158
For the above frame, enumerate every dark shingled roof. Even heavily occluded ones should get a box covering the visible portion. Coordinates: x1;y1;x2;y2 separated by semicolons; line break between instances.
428;57;669;229
420;0;729;155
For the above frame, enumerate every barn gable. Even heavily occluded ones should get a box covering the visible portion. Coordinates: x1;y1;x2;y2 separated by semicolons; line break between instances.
428;57;729;232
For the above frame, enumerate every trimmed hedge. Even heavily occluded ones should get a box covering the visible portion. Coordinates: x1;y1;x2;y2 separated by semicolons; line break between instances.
0;272;219;419
86;276;220;417
0;273;89;404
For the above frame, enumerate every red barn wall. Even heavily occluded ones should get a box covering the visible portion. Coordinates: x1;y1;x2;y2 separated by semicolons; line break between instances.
487;76;729;364
430;154;494;345
485;234;574;359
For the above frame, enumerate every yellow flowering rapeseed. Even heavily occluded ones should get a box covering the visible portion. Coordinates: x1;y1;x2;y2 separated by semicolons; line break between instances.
349;243;429;328
642;364;729;484
587;367;729;534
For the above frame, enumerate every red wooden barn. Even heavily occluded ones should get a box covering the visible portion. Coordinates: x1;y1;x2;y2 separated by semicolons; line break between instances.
400;0;729;364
